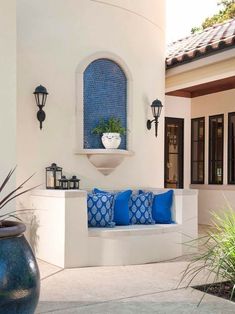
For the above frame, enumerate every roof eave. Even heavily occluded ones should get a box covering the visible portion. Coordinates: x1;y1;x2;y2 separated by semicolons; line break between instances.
166;39;235;70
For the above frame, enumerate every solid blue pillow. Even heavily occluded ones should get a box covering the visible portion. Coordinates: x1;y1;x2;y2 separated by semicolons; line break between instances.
129;192;155;225
87;193;115;228
152;190;174;224
93;188;132;225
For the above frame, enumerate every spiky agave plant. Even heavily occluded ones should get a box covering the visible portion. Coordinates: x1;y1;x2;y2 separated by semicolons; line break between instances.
180;209;235;304
0;167;38;226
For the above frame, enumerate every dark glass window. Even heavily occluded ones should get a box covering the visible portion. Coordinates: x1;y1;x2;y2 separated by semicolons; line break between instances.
209;114;224;184
228;112;235;184
191;117;205;184
164;118;184;189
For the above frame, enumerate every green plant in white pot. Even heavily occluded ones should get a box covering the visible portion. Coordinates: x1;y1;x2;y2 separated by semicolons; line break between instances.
92;117;126;149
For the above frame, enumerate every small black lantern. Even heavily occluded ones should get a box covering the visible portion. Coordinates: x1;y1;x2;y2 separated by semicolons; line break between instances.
46;163;62;189
59;176;69;190
69;176;80;190
147;99;163;137
33;85;48;130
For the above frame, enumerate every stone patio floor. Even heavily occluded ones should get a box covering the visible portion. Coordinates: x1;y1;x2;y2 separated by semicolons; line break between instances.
36;225;235;314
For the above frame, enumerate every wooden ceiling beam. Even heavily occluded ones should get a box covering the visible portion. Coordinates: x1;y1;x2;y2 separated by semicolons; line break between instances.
165;76;235;98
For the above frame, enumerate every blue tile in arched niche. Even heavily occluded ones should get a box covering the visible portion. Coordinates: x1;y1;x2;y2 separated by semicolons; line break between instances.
83;58;127;149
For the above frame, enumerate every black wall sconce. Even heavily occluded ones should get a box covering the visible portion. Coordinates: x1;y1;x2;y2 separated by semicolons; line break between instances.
147;99;163;137
33;85;48;129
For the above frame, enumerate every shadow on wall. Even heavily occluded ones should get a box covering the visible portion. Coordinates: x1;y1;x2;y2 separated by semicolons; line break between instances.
143;94;151;122
18;201;40;254
28;213;40;254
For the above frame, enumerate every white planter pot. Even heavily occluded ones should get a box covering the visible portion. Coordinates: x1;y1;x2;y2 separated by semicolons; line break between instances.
101;133;121;149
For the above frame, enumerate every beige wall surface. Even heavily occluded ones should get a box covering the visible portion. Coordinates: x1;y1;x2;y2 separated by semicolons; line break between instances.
166;55;235;92
165;96;191;188
0;0;16;212
191;88;235;224
16;0;165;202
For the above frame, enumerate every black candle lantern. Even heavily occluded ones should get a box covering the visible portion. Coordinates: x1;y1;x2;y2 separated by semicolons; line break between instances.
147;99;163;137
69;176;80;190
59;176;69;190
46;163;62;189
33;85;48;130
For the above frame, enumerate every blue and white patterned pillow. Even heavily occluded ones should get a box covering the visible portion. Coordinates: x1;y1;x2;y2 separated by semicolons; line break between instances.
87;193;115;228
129;192;155;225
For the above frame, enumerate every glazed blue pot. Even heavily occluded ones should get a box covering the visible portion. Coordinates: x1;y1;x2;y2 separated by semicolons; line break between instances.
0;221;40;314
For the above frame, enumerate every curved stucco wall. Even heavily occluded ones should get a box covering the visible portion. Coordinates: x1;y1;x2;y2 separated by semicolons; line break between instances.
0;0;16;212
17;0;165;190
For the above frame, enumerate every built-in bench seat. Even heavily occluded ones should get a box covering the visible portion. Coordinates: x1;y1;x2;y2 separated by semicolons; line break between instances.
88;223;182;238
31;188;198;268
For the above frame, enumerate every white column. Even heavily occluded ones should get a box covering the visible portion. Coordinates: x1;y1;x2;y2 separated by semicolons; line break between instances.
174;190;198;254
30;190;88;268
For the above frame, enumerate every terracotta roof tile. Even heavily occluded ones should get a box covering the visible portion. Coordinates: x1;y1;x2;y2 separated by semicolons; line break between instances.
166;18;235;69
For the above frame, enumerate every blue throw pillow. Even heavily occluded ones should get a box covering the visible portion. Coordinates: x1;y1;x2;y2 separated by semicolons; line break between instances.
93;188;132;225
152;190;174;224
129;192;155;224
87;193;115;228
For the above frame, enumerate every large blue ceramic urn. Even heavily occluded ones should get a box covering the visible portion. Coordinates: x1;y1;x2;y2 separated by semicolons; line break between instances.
0;221;40;313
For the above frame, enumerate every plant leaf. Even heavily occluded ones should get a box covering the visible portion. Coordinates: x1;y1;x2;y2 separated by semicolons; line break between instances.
0;166;17;193
0;184;40;210
0;173;36;208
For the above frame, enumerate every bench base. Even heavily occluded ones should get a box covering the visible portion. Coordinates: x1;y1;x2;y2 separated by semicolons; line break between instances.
87;224;182;266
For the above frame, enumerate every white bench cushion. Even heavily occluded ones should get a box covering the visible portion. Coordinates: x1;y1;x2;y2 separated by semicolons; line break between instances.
88;223;182;238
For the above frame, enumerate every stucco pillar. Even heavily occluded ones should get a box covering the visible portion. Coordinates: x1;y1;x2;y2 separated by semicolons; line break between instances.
0;0;16;211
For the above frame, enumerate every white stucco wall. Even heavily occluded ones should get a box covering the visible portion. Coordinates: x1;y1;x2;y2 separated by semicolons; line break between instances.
16;0;165;198
165;95;191;188
191;88;235;224
0;0;16;212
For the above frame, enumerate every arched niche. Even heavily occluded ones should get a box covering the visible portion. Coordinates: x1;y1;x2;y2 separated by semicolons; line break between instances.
83;58;127;149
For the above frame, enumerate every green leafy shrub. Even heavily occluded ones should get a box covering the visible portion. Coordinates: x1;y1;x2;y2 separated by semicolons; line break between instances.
191;0;235;33
180;209;235;303
0;167;37;226
92;117;126;135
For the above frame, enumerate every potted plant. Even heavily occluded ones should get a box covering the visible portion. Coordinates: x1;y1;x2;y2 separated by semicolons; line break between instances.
0;167;40;313
92;117;126;149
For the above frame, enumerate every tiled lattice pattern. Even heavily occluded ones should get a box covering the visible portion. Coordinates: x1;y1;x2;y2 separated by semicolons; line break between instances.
83;58;127;149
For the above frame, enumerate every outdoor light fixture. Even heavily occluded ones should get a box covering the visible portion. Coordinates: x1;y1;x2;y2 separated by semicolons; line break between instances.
33;85;48;129
147;99;163;137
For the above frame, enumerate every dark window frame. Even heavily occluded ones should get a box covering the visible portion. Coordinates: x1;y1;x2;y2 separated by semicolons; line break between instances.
228;112;235;184
208;114;224;185
164;117;184;189
191;117;205;184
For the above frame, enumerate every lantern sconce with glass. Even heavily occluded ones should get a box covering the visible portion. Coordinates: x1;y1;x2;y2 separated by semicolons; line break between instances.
46;163;62;189
69;176;80;190
33;85;48;130
147;99;163;137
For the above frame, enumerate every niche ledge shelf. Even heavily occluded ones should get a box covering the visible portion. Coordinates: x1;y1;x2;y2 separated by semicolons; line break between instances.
75;149;134;175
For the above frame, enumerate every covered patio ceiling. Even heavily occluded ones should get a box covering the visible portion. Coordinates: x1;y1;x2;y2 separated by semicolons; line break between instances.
165;75;235;98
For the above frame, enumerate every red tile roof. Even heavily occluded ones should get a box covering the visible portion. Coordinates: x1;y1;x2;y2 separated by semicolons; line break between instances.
166;18;235;69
